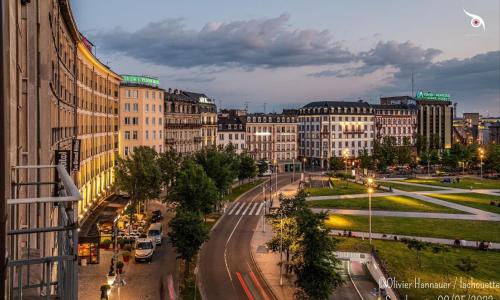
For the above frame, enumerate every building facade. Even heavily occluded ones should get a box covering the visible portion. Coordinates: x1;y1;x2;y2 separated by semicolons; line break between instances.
246;111;299;172
217;109;247;154
373;104;418;145
119;75;165;156
298;101;375;169
381;95;453;149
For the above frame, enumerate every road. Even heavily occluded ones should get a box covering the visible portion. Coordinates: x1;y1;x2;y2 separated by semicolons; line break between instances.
199;174;293;300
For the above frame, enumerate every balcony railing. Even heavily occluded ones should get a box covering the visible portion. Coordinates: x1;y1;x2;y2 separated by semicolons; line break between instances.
6;165;81;300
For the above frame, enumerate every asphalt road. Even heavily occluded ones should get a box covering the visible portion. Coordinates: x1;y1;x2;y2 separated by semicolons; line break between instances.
199;174;293;300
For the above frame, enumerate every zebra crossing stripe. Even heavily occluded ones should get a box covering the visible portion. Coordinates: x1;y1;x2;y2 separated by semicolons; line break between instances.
235;203;246;215
228;202;241;215
241;203;252;215
248;203;258;215
255;203;264;215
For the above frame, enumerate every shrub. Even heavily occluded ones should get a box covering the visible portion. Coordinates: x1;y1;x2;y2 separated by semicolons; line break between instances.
122;251;131;258
123;244;132;252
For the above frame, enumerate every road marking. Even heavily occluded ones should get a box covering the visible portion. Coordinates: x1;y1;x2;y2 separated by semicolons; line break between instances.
242;203;252;215
249;271;268;300
235;203;247;215
248;203;258;215
228;202;241;215
236;272;255;300
255;203;264;215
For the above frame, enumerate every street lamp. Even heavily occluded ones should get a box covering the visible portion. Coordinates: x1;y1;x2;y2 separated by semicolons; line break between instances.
342;149;350;173
479;148;485;180
273;159;278;201
279;212;283;286
367;177;374;245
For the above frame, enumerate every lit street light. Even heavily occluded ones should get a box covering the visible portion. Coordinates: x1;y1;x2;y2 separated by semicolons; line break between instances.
479;148;484;180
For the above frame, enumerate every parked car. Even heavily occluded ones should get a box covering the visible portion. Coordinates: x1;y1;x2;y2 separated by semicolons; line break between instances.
260;169;272;177
151;210;162;223
147;223;163;246
134;238;155;263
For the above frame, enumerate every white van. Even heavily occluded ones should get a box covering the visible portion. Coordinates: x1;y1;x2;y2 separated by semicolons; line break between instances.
134;238;155;263
147;223;163;246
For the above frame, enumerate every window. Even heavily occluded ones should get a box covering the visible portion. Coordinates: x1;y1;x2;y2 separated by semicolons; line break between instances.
132;117;139;125
132;131;138;139
133;103;139;112
124;117;130;125
124;103;130;112
145;130;149;140
145;117;149;125
152;118;156;125
152;104;156;112
145;91;149;99
145;104;149;112
124;147;129;156
124;131;130;139
219;134;224;140
153;131;156;140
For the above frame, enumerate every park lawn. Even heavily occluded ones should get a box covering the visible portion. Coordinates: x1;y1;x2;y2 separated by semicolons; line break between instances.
405;177;500;190
325;214;500;242
335;237;500;300
307;195;460;213
427;193;500;215
305;180;370;196
224;179;263;202
377;181;441;192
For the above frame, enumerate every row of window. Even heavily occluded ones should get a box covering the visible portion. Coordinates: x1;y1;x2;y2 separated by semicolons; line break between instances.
219;133;245;141
301;140;373;149
123;103;163;113
247;116;296;123
124;89;163;100
300;124;374;132
300;115;374;122
376;118;416;125
124;144;163;156
124;130;163;140
123;117;163;126
300;107;373;115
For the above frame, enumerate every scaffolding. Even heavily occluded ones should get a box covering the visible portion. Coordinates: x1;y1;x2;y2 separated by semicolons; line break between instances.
6;165;81;299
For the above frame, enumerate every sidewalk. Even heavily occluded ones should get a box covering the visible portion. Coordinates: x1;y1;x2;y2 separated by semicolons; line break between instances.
330;229;500;250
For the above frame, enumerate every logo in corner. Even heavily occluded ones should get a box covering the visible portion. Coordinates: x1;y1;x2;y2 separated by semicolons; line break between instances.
463;8;485;31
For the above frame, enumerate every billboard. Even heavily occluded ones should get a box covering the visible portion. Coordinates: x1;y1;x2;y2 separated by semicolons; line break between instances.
415;91;450;101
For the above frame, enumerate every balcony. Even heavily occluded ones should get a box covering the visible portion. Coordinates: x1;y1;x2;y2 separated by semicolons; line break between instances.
343;129;365;135
6;165;81;299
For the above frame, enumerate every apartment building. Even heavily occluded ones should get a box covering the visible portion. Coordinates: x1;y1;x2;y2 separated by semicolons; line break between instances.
298;101;375;169
381;94;453;149
2;0;119;297
217;109;247;154
119;75;165;156
373;103;418;145
246;110;299;172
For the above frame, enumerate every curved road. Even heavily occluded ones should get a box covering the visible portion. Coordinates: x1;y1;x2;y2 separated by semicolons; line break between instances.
199;174;293;300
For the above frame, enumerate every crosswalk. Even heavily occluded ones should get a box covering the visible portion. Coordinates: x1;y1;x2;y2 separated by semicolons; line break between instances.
226;202;265;216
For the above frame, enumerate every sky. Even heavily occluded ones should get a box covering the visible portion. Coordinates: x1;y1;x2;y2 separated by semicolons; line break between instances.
71;0;500;116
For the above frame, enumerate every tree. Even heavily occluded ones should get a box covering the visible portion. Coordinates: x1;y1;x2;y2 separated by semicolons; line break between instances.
238;153;257;182
396;137;413;165
157;147;181;194
358;149;374;170
257;160;269;175
168;210;210;274
484;144;500;173
195;146;239;197
328;156;344;171
115;146;161;212
292;210;344;299
402;238;428;269
456;256;478;296
168;159;219;215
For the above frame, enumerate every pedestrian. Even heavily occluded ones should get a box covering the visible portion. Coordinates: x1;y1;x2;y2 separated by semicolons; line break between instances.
348;230;352;237
476;241;479;248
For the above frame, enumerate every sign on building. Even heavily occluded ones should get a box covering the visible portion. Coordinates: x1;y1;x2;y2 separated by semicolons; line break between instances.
72;139;81;172
415;91;450;101
55;150;71;174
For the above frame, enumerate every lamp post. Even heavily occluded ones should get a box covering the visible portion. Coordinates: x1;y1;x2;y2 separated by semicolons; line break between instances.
279;212;283;286
292;158;295;181
367;177;374;245
262;184;266;232
274;159;278;201
479;148;484;180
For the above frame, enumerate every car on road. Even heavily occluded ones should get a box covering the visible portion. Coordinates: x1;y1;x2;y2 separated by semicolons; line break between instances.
151;210;163;223
260;169;272;177
134;238;155;263
147;223;163;246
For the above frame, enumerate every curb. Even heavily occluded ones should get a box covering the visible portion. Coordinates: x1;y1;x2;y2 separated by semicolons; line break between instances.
249;227;279;300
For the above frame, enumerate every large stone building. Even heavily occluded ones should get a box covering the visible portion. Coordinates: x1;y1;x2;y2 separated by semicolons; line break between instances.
381;94;453;149
164;89;217;155
119;75;165;156
373;103;418;145
246;110;299;172
2;0;119;298
298;101;375;169
217;109;247;154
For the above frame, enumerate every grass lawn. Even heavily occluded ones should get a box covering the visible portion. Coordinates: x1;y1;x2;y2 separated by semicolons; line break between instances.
326;214;500;242
427;193;500;215
336;237;500;300
305;180;371;196
224;179;263;202
406;177;500;190
377;181;441;192
307;195;460;213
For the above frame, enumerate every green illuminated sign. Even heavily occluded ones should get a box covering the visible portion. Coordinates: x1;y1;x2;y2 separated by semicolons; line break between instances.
415;91;450;101
121;75;159;87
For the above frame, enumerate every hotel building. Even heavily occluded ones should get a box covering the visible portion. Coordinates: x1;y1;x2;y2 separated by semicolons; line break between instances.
2;0;119;297
217;109;247;154
245;110;299;172
298;101;375;169
119;75;165;156
373;103;418;145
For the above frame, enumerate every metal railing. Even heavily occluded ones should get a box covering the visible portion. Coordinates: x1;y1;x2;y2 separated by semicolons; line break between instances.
6;165;82;300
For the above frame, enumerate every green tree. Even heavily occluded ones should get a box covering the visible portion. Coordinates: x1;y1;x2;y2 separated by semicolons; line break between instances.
402;238;428;269
115;146;161;212
257;160;269;175
415;134;427;154
168;210;210;274
293;210;344;299
484;144;500;172
396;137;413;165
238;153;257;183
169;159;219;215
195;146;239;197
328;156;344;171
157;147;181;194
358;149;374;170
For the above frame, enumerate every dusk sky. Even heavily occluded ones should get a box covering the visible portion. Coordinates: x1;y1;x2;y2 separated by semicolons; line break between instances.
71;0;499;115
